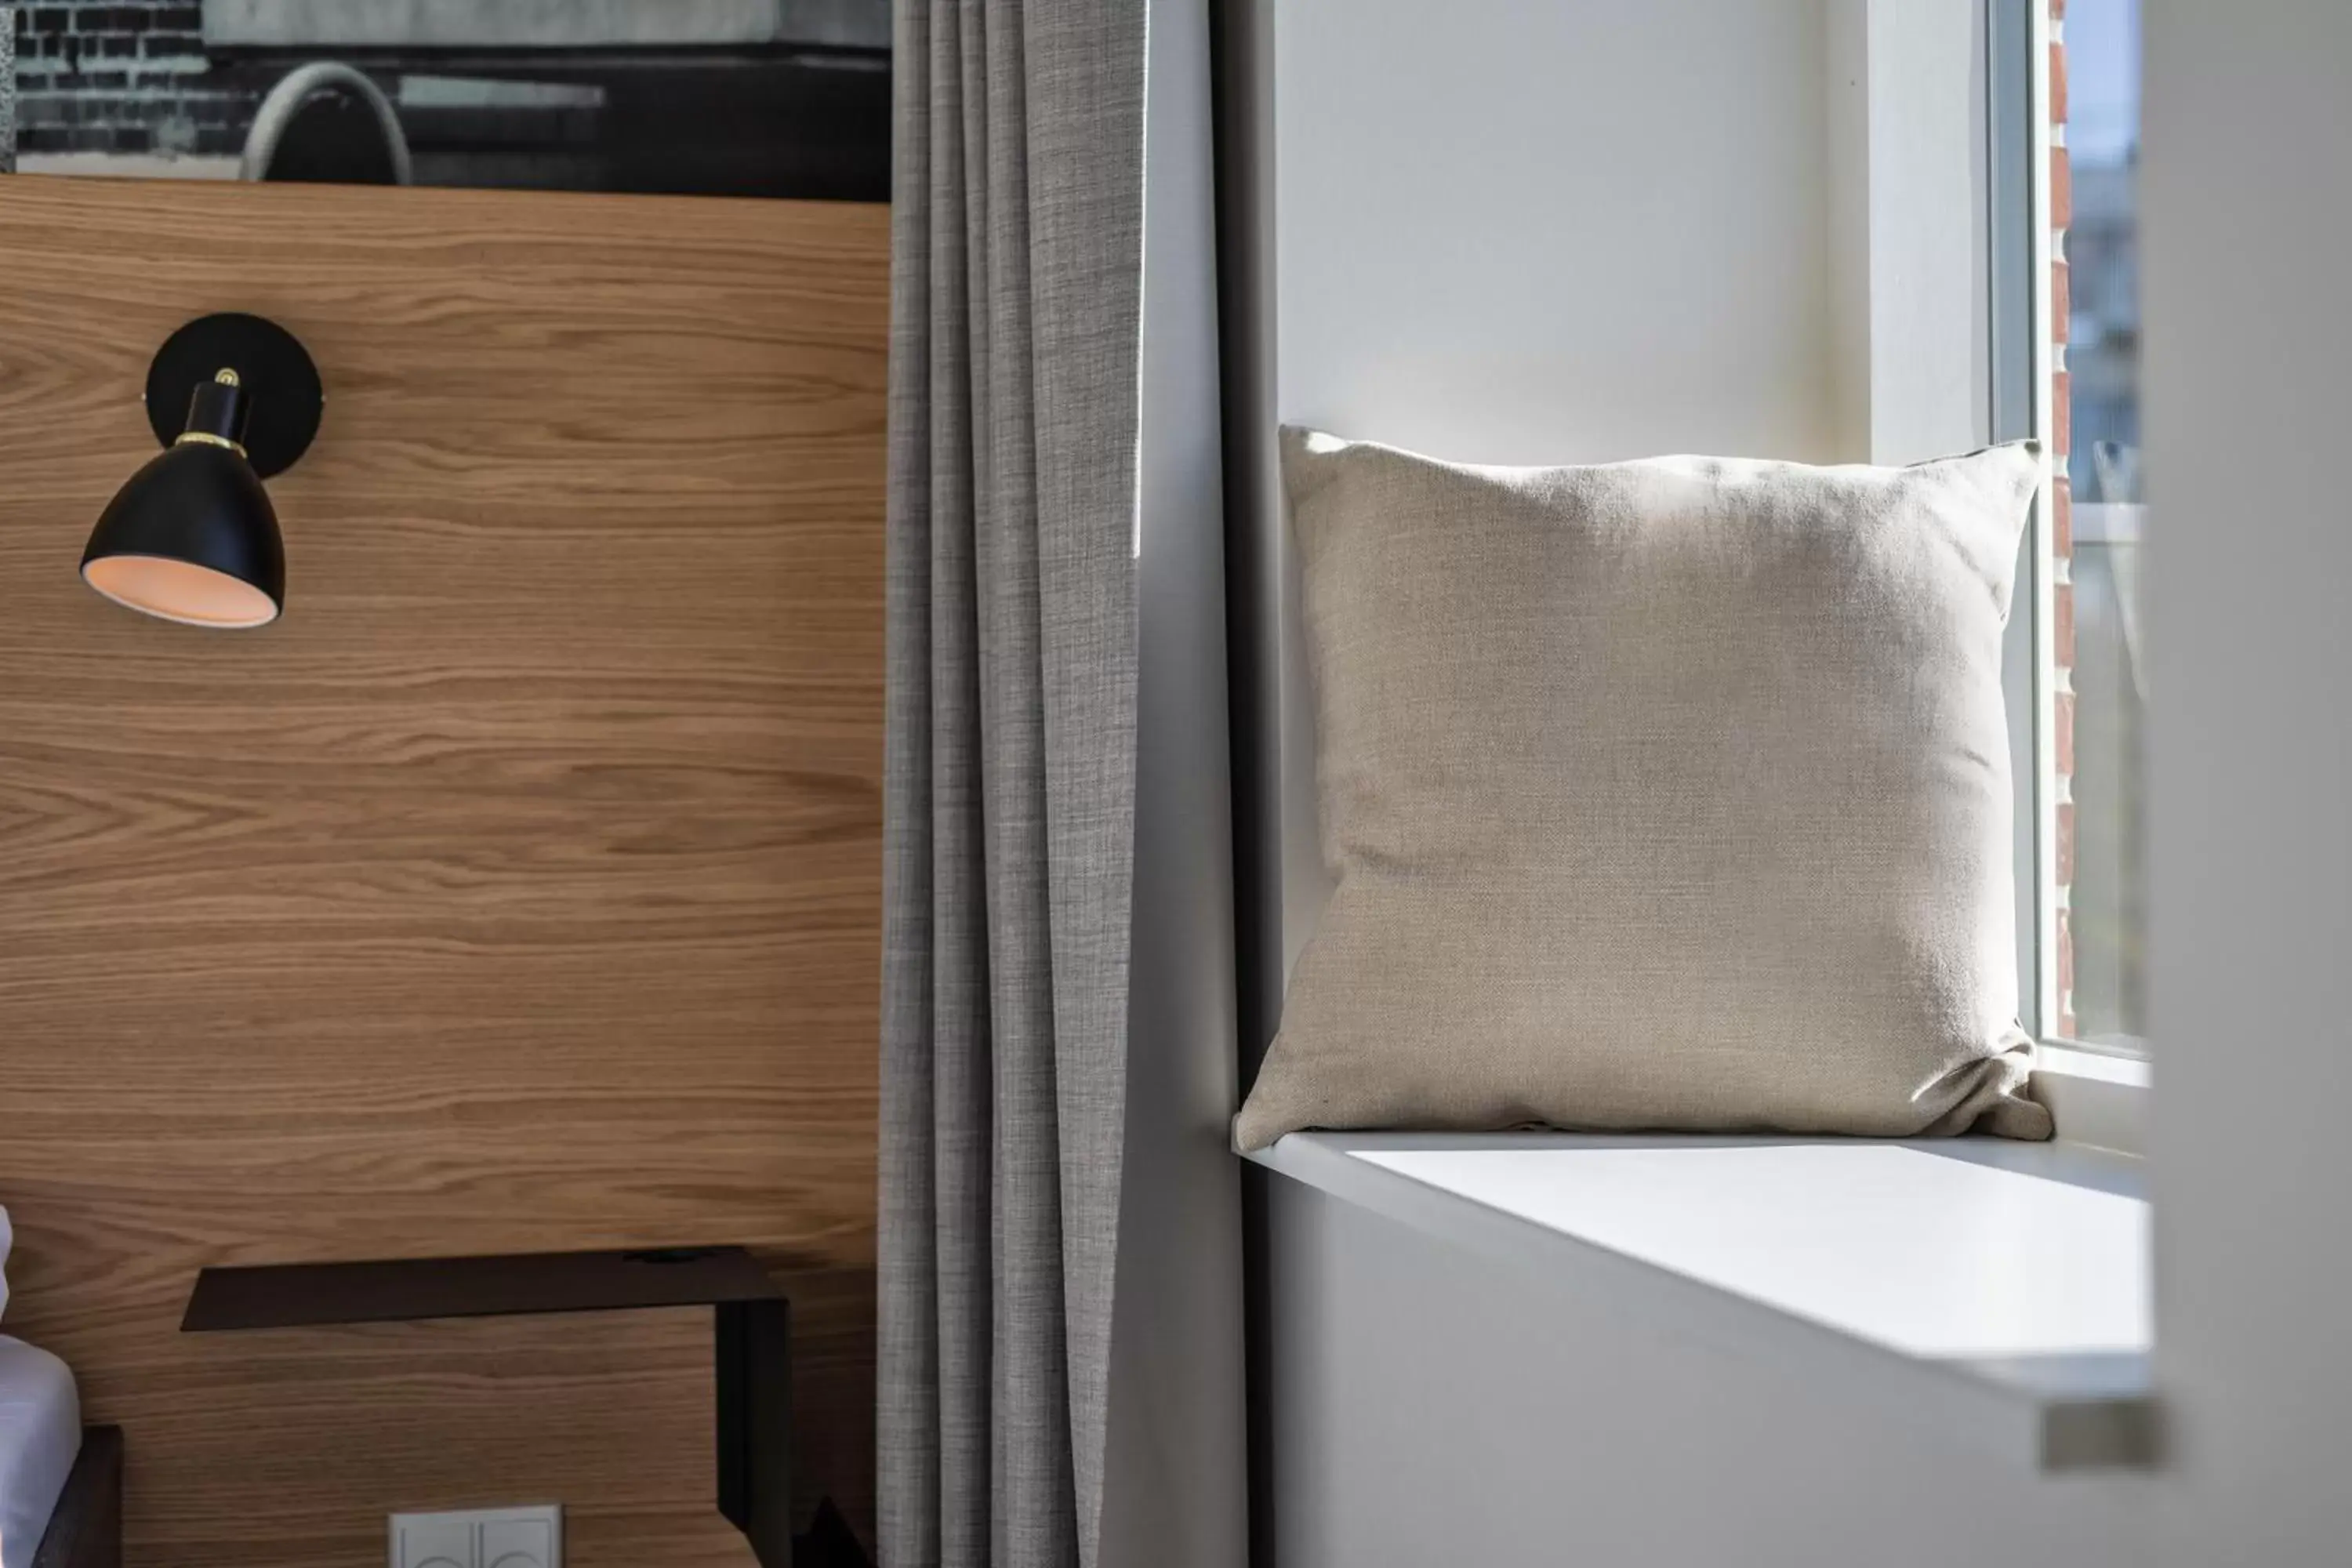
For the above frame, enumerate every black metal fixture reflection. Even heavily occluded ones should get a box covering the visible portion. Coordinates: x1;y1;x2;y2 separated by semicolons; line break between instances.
81;313;323;630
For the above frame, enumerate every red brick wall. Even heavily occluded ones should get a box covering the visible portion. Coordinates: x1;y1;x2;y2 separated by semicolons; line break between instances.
9;2;260;158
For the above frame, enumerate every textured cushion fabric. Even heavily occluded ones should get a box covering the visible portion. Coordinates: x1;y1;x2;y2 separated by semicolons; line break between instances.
1234;428;2053;1152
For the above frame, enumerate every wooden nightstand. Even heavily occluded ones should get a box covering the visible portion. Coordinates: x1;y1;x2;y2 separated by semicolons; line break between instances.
180;1246;865;1568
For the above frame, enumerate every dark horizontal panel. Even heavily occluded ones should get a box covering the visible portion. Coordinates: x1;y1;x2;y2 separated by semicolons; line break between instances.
183;1244;783;1330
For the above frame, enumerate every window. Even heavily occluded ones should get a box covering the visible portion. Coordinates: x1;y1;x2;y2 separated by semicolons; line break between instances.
2049;0;2144;1052
1995;0;2146;1063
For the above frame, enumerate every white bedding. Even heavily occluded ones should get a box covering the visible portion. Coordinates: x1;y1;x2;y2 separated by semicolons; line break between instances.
0;1337;79;1568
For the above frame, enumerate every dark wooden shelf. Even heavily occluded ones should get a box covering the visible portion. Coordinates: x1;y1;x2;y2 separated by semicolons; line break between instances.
176;1247;851;1566
182;1245;780;1332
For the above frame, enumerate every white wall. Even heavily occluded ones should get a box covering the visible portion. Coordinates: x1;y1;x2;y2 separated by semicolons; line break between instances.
1272;0;1844;469
1107;2;1249;1565
1227;2;2175;1564
2141;2;2352;1562
1269;1182;2150;1568
1830;0;1995;466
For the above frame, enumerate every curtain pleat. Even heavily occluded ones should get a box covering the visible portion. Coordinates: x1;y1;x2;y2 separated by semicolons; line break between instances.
880;4;1149;1566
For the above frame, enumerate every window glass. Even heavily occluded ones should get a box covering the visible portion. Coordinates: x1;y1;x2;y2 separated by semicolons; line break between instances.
2055;0;2145;1047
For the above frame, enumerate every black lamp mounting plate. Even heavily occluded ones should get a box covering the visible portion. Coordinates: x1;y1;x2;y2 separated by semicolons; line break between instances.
144;313;323;480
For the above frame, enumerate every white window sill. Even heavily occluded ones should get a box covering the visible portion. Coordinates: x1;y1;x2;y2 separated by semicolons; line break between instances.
2033;1041;2152;1156
1246;1129;2154;1472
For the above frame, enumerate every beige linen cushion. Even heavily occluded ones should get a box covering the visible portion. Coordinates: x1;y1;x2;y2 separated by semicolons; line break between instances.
1234;428;2052;1152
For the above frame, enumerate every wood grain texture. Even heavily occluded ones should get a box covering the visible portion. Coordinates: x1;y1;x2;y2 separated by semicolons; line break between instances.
0;176;887;1566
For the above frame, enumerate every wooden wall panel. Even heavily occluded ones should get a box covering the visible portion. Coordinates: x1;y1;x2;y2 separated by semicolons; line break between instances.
0;176;886;1565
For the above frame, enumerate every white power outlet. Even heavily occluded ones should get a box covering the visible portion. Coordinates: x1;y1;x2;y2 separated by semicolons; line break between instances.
390;1504;562;1568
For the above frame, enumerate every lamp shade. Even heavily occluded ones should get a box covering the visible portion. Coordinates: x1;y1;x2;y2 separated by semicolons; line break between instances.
81;314;321;630
81;440;285;629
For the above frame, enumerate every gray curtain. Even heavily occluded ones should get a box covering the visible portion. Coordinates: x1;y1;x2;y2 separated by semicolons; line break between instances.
878;2;1149;1566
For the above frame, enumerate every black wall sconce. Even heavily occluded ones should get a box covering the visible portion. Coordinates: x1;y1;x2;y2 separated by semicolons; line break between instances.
82;313;323;630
